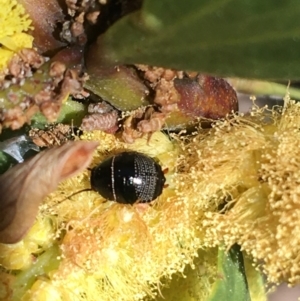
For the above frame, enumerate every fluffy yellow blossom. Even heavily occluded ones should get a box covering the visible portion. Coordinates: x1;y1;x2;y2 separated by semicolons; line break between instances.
1;131;211;301
203;98;300;285
33;131;206;301
3;98;300;300
0;0;33;70
0;217;55;270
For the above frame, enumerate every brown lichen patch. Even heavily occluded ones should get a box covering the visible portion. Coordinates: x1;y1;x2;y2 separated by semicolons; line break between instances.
1;106;28;130
49;61;66;79
0;47;45;90
62;69;89;97
155;78;181;113
18;48;45;69
0;49;88;131
136;65;183;89
137;110;166;134
136;65;183;112
61;0;103;45
5;48;46;85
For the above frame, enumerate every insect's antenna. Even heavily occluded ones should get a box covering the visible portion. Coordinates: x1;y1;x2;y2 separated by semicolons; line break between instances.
163;120;171;139
54;188;92;207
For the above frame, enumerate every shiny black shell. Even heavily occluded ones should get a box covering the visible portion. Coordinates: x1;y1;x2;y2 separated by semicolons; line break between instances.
91;151;166;204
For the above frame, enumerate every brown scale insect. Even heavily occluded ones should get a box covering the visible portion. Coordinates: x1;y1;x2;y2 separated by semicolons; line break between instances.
81;102;119;134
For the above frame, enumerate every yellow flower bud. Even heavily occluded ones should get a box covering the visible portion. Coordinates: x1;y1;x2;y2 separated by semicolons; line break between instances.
24;217;55;254
0;0;33;70
0;241;34;270
22;280;63;301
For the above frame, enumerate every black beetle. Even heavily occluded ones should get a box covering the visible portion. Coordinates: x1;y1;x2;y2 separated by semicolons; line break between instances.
91;151;166;204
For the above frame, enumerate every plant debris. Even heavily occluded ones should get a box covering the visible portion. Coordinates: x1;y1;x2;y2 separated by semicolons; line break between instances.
0;140;98;244
0;50;88;132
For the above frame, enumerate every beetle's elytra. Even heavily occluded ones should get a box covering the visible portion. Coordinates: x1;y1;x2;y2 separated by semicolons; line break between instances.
91;151;166;204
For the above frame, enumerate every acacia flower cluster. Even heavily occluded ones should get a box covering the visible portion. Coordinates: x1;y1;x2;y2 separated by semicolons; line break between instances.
0;0;33;70
1;97;300;300
1;1;300;301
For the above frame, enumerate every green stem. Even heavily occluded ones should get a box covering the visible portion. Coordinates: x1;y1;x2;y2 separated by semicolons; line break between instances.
12;244;61;301
228;78;300;100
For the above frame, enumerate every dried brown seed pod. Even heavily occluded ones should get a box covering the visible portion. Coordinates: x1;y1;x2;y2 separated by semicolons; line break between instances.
174;75;238;120
163;74;239;129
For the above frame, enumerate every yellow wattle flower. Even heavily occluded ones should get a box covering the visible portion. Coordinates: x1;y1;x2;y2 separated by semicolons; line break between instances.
2;91;300;301
0;0;33;70
3;98;300;300
1;1;300;299
0;129;220;301
202;97;300;285
35;131;206;301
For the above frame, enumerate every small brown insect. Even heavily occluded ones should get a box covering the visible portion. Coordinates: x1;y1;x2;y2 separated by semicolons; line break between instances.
122;107;166;144
29;124;76;148
122;116;143;144
137;111;166;134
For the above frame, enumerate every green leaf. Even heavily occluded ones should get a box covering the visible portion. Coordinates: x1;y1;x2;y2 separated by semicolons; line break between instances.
155;248;219;301
95;0;300;79
244;255;266;301
155;246;253;301
227;79;300;100
12;244;61;301
0;151;15;174
84;66;150;111
209;245;251;301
